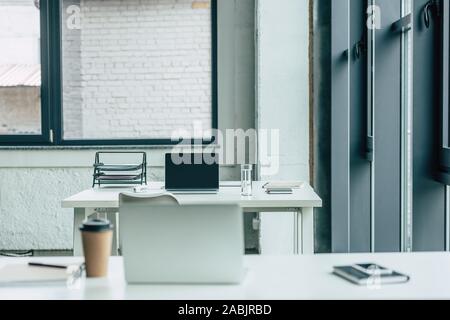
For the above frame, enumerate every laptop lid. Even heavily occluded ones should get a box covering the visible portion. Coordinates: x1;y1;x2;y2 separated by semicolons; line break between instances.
119;198;244;284
165;153;219;190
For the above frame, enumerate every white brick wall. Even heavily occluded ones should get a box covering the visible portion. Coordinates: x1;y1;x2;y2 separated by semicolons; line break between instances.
63;0;212;140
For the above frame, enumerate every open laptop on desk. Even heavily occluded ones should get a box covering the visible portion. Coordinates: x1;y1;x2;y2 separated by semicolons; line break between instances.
165;153;219;194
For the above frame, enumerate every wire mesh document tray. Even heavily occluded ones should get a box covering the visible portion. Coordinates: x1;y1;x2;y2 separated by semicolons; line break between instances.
92;152;147;188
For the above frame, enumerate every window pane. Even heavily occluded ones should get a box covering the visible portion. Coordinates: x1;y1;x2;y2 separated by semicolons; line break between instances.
0;0;41;135
61;0;212;140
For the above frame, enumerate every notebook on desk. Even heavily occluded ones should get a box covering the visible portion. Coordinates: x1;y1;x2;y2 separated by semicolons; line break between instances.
0;263;75;285
265;188;294;195
333;263;410;285
262;181;305;189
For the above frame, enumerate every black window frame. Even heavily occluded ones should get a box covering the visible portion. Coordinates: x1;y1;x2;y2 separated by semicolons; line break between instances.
0;0;218;147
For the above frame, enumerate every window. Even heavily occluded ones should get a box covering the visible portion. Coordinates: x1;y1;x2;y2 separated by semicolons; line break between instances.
0;0;50;144
0;0;217;146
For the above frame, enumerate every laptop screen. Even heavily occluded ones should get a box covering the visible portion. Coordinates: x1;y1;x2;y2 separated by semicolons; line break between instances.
165;153;219;190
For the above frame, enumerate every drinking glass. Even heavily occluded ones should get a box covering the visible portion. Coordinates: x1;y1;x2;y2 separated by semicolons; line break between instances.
241;164;253;196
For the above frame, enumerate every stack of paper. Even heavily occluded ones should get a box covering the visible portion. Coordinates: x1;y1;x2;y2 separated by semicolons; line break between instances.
263;181;304;189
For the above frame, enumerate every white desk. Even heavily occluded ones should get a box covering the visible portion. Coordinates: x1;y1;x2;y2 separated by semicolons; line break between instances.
62;181;322;256
1;253;449;300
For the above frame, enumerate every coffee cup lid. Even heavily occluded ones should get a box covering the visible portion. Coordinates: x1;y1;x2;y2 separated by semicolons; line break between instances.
79;219;113;232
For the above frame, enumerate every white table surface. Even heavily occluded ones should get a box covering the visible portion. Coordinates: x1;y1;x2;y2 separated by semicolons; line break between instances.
1;253;449;300
61;181;323;209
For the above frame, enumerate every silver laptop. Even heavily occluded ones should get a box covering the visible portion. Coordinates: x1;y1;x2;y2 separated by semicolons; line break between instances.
119;195;244;284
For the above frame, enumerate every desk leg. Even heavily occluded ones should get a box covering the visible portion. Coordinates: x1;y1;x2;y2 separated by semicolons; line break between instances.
301;207;314;254
73;208;88;256
106;211;119;256
293;212;299;254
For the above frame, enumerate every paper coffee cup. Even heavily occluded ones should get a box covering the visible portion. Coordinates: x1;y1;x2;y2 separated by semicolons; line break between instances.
79;219;113;278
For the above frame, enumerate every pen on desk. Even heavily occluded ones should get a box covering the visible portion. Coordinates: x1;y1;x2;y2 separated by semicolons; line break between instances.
28;262;67;269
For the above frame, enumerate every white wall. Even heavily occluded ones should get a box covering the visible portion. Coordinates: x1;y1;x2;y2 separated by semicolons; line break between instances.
257;0;310;254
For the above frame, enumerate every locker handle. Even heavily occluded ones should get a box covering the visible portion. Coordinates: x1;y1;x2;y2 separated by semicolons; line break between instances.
424;0;440;29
